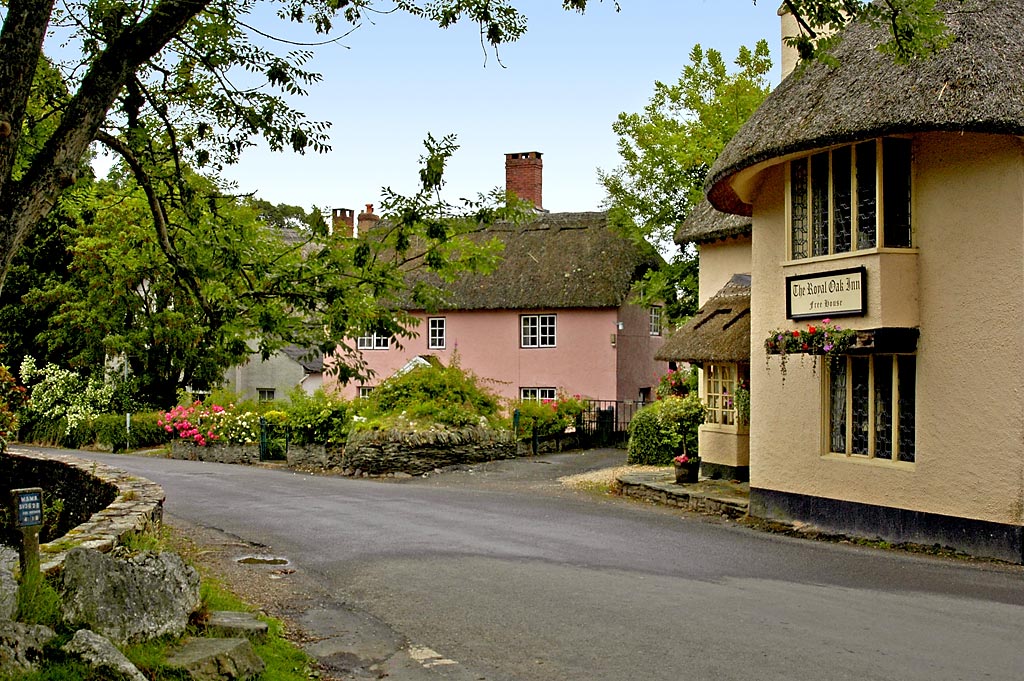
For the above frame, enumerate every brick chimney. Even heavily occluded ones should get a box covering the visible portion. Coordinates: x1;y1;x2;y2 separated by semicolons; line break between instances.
331;208;355;238
505;151;543;210
357;203;380;235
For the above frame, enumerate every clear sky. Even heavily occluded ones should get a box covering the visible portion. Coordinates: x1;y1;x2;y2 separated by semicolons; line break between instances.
220;1;783;215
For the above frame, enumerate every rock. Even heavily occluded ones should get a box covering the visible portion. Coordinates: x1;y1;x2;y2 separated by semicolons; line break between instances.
0;621;55;673
0;548;16;621
62;629;147;681
61;547;201;645
205;611;269;642
166;637;265;680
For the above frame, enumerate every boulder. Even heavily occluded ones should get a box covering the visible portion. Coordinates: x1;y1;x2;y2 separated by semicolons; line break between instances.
0;621;55;674
166;637;265;680
62;629;148;681
61;547;201;645
0;548;16;621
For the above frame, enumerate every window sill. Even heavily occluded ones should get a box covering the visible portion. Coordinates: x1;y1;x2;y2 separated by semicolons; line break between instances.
820;453;915;468
700;423;749;435
783;247;918;269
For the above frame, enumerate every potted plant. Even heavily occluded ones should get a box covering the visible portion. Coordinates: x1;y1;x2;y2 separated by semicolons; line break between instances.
673;453;701;484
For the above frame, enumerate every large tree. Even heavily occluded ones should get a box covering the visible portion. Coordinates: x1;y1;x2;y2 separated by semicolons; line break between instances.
601;41;772;322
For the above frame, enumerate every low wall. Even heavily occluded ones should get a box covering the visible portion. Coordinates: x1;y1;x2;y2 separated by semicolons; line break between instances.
1;449;165;574
343;426;515;475
169;441;260;464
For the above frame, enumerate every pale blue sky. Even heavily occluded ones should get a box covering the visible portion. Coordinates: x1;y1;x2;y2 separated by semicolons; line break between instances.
222;1;783;215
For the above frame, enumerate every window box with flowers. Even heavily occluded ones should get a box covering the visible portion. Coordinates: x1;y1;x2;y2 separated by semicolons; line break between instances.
764;318;856;380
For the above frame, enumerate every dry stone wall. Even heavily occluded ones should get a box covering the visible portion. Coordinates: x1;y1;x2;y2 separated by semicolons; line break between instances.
343;426;516;476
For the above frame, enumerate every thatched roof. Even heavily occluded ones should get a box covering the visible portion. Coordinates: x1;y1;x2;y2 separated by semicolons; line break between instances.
708;0;1024;215
423;211;663;311
655;274;751;363
675;199;752;246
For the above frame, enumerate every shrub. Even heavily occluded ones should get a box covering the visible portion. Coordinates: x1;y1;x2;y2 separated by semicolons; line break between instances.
284;387;351;445
358;362;500;430
0;362;26;447
626;394;706;465
94;412;171;452
512;393;588;440
656;366;698;399
18;356;115;438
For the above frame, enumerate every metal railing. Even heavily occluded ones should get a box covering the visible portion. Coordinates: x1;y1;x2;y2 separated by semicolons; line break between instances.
576;399;647;447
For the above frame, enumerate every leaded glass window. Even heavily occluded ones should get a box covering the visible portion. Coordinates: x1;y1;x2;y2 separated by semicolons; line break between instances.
827;354;916;462
790;161;808;259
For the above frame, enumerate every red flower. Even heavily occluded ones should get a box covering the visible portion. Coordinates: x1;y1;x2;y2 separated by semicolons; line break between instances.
808;325;817;334
792;330;800;338
802;343;809;351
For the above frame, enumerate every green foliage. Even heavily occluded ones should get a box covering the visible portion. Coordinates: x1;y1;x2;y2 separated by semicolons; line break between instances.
284;387;352;445
655;366;698;399
16;571;63;629
627;395;706;465
93;411;172;452
0;361;27;447
357;361;500;430
512;394;588;440
601;41;771;324
17;356;115;439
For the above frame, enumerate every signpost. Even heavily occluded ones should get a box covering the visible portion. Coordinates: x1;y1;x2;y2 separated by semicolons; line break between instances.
10;487;42;577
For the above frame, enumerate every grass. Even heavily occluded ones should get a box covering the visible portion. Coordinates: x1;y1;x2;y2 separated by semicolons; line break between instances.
2;526;319;680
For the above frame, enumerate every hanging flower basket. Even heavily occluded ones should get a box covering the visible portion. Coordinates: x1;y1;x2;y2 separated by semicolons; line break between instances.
764;319;856;380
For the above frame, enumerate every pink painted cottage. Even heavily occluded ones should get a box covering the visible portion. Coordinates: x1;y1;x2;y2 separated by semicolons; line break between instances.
327;152;668;405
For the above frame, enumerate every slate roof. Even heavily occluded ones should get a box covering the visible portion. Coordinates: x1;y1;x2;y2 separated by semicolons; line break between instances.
418;211;663;311
655;274;751;363
281;345;324;373
708;0;1024;215
674;199;752;246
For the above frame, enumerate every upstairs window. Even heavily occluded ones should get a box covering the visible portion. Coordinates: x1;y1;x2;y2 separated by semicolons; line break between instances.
649;307;662;336
357;332;391;350
790;138;912;260
428;317;446;349
257;388;275;402
521;314;556;348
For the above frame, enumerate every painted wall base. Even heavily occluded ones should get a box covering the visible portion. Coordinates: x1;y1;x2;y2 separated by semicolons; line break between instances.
750;488;1024;564
700;461;750;482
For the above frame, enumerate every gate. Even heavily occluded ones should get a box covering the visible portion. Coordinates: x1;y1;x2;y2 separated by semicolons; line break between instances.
259;416;289;461
577;400;646;447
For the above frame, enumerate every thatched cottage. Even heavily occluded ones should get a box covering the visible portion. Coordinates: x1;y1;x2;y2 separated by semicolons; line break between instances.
705;0;1024;562
657;201;752;481
328;152;669;405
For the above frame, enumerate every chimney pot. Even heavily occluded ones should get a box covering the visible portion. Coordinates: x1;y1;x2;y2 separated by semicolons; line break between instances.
331;208;355;238
357;203;380;235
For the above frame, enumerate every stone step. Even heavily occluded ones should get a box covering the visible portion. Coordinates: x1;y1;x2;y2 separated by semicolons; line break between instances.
205;611;269;642
166;637;264;681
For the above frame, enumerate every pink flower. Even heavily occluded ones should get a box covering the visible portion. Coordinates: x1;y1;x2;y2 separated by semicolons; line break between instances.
164;425;173;433
822;318;831;324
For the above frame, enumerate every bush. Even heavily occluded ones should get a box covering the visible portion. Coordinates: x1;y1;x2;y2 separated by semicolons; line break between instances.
358;362;500;430
512;393;588;440
18;357;115;439
94;412;171;452
284;387;351;445
626;394;706;465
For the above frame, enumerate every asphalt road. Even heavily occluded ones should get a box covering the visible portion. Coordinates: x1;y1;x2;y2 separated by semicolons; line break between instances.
27;448;1024;681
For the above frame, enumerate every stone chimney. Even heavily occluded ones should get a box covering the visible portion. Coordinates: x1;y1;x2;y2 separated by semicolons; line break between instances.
331;208;355;238
505;151;543;210
357;203;380;235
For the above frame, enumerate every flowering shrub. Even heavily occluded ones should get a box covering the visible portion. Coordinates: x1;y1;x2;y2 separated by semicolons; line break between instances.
159;402;261;446
513;393;589;440
673;453;694;465
764;319;856;379
18;356;115;439
0;363;26;447
655;366;697;399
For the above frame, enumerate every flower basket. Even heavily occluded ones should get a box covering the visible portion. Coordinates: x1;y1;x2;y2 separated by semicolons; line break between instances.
673;455;701;484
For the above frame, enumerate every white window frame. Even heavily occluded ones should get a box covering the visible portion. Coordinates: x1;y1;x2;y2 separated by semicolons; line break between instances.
358;386;374;399
787;137;913;261
825;354;916;463
704;363;737;426
521;314;556;348
521;387;557;401
649;306;662;336
357;332;390;350
428;317;446;350
257;388;275;402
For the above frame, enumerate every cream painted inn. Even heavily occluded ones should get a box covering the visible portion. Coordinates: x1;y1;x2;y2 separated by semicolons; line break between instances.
660;1;1024;562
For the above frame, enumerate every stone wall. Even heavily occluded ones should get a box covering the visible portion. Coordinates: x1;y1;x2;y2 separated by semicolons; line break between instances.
343;426;515;476
1;450;165;574
169;441;260;465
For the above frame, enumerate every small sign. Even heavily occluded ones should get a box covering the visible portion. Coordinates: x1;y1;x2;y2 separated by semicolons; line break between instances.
12;487;43;528
786;267;867;320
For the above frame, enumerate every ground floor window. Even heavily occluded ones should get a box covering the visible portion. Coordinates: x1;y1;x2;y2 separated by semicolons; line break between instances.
521;387;556;401
258;388;275;402
827;354;915;462
705;363;743;426
358;386;374;399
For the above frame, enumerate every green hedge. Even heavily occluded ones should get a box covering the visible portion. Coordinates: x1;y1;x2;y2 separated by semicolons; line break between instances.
93;412;171;452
